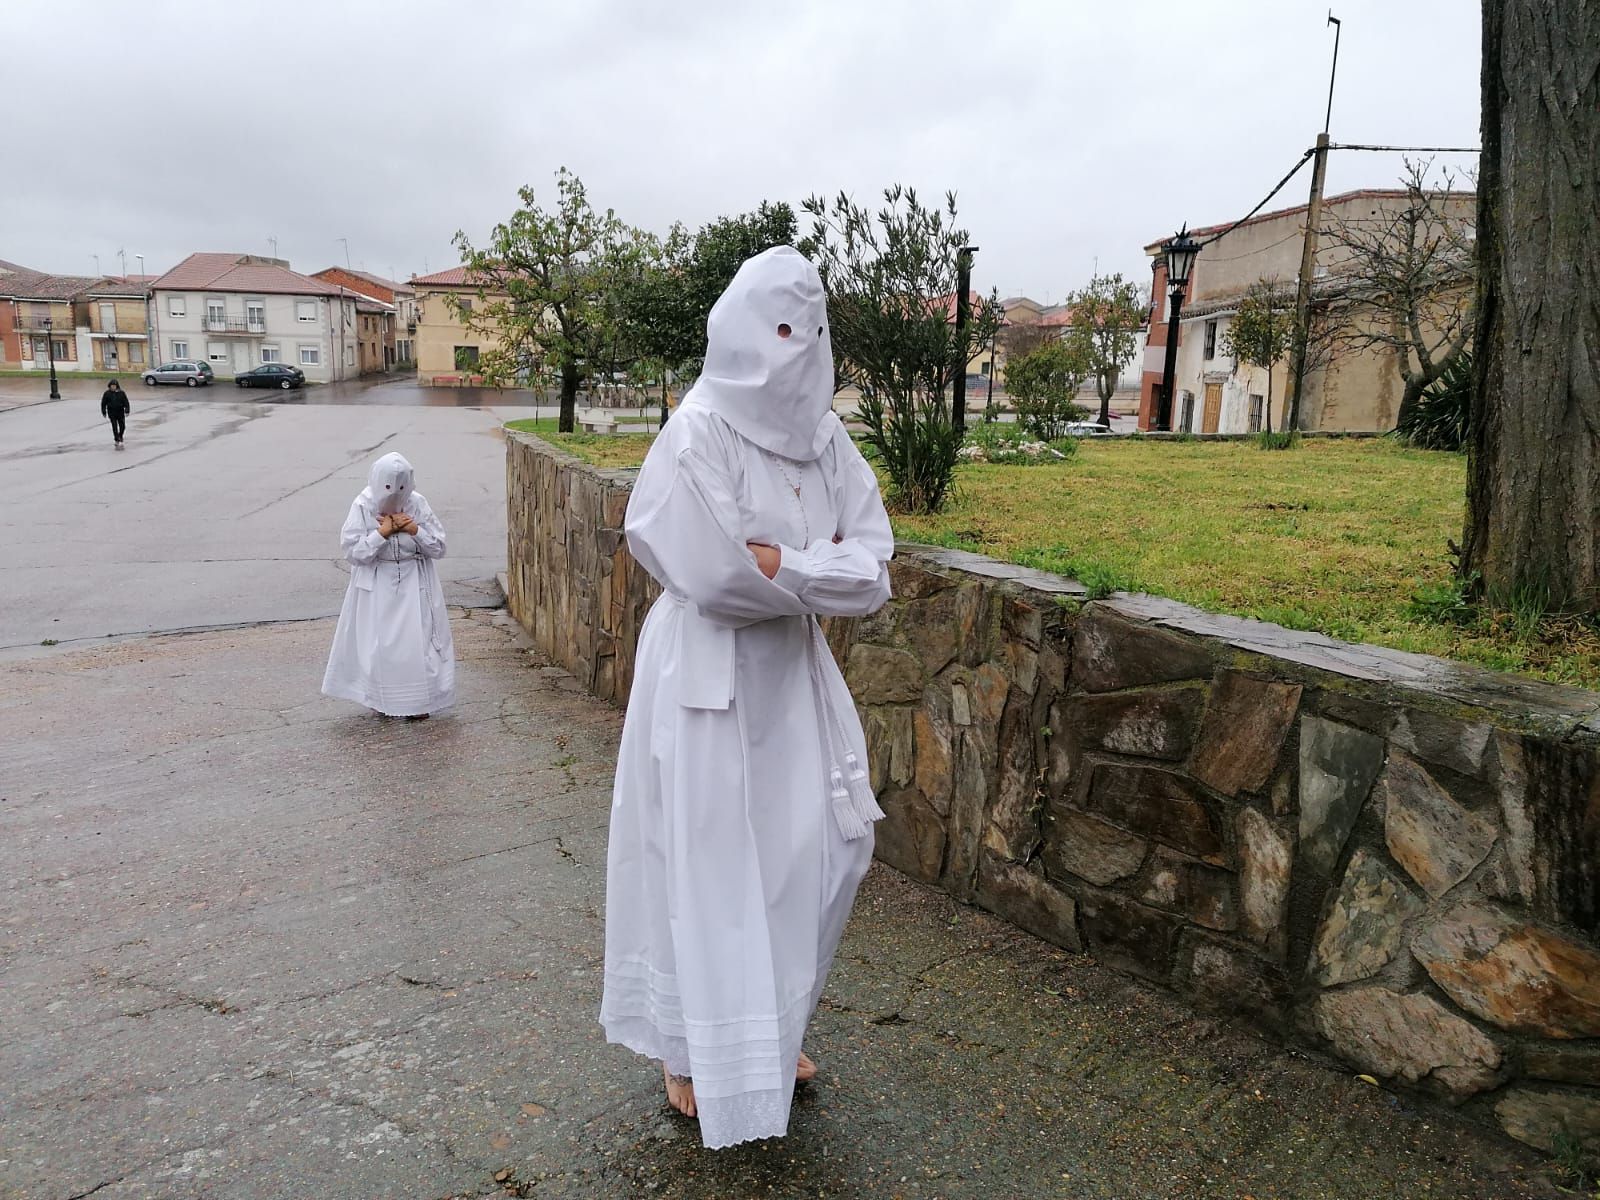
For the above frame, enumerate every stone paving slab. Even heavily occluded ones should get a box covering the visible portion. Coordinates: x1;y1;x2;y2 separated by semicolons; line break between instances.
0;613;1570;1200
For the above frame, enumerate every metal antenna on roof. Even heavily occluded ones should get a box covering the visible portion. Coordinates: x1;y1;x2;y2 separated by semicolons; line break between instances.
92;254;101;276
118;248;126;278
269;236;278;259
339;237;351;269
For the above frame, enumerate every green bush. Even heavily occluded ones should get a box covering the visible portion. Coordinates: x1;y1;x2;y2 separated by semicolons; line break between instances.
857;389;964;514
1396;349;1471;451
1006;339;1089;441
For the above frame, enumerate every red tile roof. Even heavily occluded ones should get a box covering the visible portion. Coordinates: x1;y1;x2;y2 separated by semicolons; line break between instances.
152;252;346;297
345;267;413;295
80;276;150;298
410;265;489;287
0;270;102;301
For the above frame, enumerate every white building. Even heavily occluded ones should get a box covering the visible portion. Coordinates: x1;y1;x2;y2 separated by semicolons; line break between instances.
147;253;359;384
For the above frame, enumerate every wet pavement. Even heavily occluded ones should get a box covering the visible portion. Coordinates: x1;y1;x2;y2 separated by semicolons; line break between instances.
0;373;548;410
3;390;520;655
2;370;1567;1198
0;611;1569;1200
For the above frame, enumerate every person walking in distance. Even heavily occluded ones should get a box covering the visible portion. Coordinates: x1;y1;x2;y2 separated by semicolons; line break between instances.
600;247;895;1148
101;380;130;448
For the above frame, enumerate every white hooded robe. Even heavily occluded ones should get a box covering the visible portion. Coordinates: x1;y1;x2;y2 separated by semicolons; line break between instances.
600;247;895;1149
322;452;456;716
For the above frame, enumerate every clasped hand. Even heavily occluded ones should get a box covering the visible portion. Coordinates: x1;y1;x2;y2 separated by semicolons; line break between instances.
378;513;418;538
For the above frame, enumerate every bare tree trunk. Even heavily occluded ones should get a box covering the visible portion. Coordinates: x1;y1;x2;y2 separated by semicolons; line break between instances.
559;361;579;434
1098;371;1113;428
1264;370;1274;435
1463;0;1600;610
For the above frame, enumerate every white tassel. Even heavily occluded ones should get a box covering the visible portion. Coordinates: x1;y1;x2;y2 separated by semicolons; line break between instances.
831;767;869;841
844;753;886;824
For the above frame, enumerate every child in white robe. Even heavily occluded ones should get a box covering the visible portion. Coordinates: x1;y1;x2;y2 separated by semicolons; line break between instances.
600;247;895;1149
322;452;456;718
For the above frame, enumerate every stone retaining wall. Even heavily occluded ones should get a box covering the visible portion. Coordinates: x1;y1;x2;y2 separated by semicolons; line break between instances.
506;429;1600;1159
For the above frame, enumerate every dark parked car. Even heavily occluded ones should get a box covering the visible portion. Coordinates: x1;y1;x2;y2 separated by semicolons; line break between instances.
141;360;214;387
235;363;306;390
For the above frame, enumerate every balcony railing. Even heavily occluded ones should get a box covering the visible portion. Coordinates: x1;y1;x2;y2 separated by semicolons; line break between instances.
203;316;266;335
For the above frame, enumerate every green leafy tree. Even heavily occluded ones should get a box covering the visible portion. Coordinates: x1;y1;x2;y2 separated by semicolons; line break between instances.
1219;278;1296;437
1061;273;1145;429
619;203;798;423
1004;338;1089;440
801;186;1001;513
452;168;650;433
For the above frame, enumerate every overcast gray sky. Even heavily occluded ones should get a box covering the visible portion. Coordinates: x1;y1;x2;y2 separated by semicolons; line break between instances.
5;0;1480;300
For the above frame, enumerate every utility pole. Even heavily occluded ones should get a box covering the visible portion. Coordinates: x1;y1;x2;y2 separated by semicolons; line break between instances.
1286;13;1341;432
952;245;977;435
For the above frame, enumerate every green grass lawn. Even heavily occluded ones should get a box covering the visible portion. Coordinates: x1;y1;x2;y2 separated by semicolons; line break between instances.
504;422;1600;688
503;417;657;469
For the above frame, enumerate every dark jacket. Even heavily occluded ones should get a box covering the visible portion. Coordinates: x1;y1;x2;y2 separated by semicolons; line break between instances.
101;387;130;418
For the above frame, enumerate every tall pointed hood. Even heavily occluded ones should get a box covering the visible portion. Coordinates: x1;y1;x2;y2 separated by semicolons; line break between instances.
686;246;836;461
362;452;415;514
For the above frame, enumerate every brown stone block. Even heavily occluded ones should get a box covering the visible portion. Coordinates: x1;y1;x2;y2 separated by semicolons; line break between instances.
846;645;924;704
1077;891;1179;982
1066;686;1204;763
1237;807;1293;952
913;704;954;817
1042;807;1148;887
1182;938;1283;1020
1081;763;1226;865
970;662;1010;726
1073;609;1213;694
1523;1044;1600;1087
944;728;992;897
887;558;951;601
1411;903;1600;1039
1002;597;1043;648
976;851;1081;952
1138;849;1237;932
1495;1088;1600;1157
1380;751;1498;900
1191;672;1302;797
1311;987;1502;1099
874;789;947;883
902;586;973;677
1309;848;1423;986
985;694;1042;863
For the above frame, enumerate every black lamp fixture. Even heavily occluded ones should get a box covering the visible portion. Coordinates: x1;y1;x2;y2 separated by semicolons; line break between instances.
1155;225;1201;431
42;314;60;400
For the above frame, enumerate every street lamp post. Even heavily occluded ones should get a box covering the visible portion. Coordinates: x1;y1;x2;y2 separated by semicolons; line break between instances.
952;245;978;436
42;316;60;400
1155;227;1200;432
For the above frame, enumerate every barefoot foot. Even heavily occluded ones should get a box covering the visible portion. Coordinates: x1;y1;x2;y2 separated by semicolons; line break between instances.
796;1050;818;1083
663;1063;697;1117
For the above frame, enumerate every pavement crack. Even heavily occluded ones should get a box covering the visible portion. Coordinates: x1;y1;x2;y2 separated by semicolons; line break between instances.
256;430;402;512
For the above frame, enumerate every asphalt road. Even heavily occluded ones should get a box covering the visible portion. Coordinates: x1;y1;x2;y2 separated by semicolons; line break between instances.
2;382;521;655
